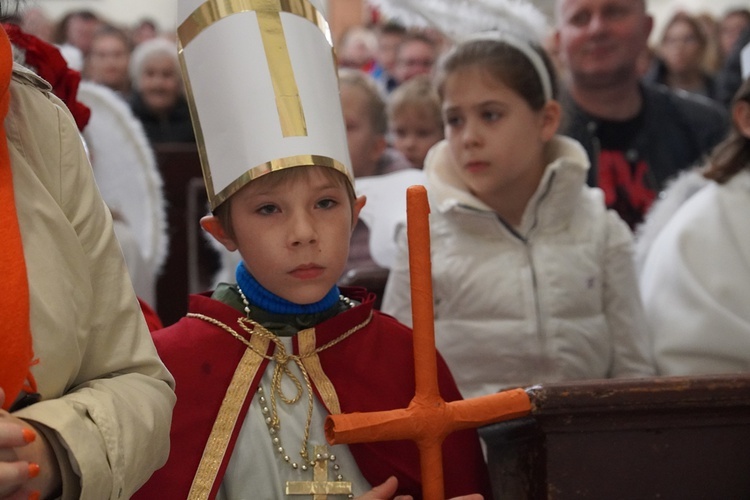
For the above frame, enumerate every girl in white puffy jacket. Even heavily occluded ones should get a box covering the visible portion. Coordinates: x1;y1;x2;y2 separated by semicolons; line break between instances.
381;34;655;399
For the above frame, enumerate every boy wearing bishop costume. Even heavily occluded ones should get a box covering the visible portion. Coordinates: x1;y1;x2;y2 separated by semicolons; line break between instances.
133;0;491;498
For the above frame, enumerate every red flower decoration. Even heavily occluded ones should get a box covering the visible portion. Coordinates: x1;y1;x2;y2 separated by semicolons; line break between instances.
3;23;91;131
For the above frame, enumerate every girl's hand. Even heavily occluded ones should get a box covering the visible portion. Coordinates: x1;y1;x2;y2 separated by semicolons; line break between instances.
0;389;60;499
357;476;484;500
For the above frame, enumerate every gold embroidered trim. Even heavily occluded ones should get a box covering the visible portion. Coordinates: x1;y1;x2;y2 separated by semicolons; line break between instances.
298;329;341;415
186;316;269;500
186;311;371;475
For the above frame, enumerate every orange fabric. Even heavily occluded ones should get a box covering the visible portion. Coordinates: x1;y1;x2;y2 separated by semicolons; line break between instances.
0;26;33;411
326;186;532;499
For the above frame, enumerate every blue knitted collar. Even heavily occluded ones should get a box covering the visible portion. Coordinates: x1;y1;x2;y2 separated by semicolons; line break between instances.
235;262;341;315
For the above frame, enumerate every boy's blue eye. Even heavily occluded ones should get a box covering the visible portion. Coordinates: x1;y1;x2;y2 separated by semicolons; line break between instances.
317;198;338;209
257;204;279;215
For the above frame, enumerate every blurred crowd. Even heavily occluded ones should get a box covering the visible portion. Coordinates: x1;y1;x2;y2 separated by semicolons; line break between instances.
8;7;194;145
8;1;750;381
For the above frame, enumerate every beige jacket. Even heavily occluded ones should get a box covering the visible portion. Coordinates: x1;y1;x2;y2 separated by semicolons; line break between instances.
7;64;175;499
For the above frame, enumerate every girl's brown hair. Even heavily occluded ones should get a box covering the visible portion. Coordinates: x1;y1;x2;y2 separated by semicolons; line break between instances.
704;78;750;184
434;38;558;111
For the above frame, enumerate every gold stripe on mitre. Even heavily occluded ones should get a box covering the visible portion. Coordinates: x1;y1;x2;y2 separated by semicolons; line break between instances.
209;154;351;211
178;0;332;138
188;334;270;500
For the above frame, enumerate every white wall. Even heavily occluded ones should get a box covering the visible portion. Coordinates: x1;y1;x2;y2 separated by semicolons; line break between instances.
32;0;178;32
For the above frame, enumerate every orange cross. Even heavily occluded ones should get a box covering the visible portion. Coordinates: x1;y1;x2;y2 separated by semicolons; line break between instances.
325;185;532;499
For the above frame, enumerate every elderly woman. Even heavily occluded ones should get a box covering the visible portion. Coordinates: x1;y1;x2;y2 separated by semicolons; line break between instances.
128;37;195;143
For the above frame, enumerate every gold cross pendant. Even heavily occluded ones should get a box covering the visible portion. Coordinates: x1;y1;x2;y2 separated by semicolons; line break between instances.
285;446;352;499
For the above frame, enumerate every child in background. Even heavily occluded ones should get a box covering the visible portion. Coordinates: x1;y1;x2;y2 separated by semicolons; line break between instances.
639;70;750;376
134;0;490;498
370;20;407;93
338;67;415;278
387;74;444;169
381;2;655;399
338;68;412;178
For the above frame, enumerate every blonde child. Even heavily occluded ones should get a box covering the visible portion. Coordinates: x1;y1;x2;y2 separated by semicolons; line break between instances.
387;75;444;169
338;68;411;178
338;68;416;277
382;25;655;398
134;0;490;498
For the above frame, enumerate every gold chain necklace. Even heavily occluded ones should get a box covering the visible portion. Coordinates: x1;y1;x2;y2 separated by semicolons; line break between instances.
187;290;370;475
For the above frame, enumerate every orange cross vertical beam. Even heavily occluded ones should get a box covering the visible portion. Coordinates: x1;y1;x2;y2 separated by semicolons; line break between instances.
325;185;532;499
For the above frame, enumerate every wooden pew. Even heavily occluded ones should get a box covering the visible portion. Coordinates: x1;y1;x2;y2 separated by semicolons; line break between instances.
480;374;750;499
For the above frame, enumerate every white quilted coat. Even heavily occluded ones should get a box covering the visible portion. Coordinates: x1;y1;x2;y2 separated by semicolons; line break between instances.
382;137;655;398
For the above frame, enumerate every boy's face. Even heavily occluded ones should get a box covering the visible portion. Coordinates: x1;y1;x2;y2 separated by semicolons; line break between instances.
340;85;386;177
391;106;444;168
204;167;364;305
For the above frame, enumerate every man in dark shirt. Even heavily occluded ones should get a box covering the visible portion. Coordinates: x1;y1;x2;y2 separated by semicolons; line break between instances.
554;0;728;228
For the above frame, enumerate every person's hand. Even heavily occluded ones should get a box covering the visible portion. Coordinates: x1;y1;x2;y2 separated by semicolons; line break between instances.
356;476;412;500
0;389;60;500
356;476;484;500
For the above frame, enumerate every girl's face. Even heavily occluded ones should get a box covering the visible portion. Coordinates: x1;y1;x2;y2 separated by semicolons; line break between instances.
660;20;703;75
139;55;181;115
390;105;444;168
442;65;559;211
204;167;364;305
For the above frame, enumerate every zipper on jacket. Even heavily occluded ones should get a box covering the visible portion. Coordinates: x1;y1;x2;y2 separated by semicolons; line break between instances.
587;120;601;187
524;171;557;345
524;171;555;345
492;170;556;344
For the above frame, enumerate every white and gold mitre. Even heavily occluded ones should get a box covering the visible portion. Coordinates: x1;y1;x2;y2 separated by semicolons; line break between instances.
177;0;353;210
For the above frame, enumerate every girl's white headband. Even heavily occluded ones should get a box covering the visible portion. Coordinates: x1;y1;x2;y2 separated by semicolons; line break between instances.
464;31;552;102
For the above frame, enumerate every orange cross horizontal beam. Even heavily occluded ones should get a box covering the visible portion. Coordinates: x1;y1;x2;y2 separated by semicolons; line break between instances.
326;185;532;499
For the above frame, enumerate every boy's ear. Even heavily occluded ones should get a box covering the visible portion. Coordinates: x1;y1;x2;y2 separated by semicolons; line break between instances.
351;195;367;230
540;100;562;142
200;215;238;252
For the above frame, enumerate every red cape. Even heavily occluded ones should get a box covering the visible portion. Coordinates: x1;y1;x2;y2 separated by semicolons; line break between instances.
135;287;491;499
